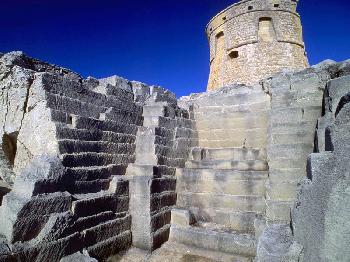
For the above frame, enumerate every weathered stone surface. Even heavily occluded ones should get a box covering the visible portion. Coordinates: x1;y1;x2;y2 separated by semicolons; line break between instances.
256;224;302;262
0;25;350;262
60;250;98;262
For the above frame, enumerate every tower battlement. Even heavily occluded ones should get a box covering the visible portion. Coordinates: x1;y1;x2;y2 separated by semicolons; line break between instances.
206;0;308;91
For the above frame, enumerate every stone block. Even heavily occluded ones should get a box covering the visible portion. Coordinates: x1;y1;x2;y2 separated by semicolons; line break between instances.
266;200;294;222
171;208;195;227
83;215;131;247
87;231;132;260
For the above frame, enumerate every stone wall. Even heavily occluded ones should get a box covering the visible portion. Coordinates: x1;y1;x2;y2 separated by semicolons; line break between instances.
180;84;270;149
291;74;350;262
0;51;350;261
206;0;308;90
0;52;193;261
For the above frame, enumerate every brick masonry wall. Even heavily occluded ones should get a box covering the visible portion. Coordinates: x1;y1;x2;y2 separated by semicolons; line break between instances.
206;0;308;91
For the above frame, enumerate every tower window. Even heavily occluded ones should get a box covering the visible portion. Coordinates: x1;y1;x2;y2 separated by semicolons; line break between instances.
216;31;224;38
229;50;239;59
248;6;253;10
222;16;226;21
258;17;276;42
274;4;279;7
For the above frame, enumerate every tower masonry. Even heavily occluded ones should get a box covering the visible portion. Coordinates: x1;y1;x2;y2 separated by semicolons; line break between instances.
206;0;309;91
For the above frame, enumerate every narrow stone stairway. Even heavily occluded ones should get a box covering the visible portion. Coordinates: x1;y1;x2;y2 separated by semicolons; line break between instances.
171;146;268;260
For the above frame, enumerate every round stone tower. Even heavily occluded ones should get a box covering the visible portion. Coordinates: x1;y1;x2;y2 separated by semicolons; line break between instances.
206;0;309;91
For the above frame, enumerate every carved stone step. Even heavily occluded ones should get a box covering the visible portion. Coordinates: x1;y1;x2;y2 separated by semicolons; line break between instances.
270;106;321;124
193;101;269;114
170;224;256;257
56;124;136;144
51;112;138;135
58;140;135;154
46;93;107;119
269;131;315;145
177;192;266;213
188;208;260;233
177;168;267;196
267;143;314;159
185;159;268;171
196;116;268;131
270;120;317;134
71;115;139;135
101;108;143;125
65;165;127;181
72;192;128;217
190;147;267;161
143;116;194;129
61;153;134;168
71;179;111;194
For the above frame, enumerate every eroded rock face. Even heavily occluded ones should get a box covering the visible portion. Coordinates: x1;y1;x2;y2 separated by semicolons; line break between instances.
0;52;81;188
291;76;350;262
0;51;349;262
0;51;193;261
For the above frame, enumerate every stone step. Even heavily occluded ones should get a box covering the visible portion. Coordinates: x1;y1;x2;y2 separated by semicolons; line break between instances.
268;157;308;170
104;84;135;101
188;208;259;233
177;192;266;213
102;108;143;125
58;139;135;154
265;200;295;222
185;159;268;171
51;111;138;135
46;93;107;119
194;110;269;121
71;115;139;135
267;143;314;160
196;116;268;131
55;124;136;144
83;214;131;247
266;180;300;201
270;106;321;124
65;165;127;181
71;179;111;194
193;92;269;107
271;90;323;109
196;128;267;141
269;168;306;182
72;191;128;217
170;224;256;257
198;138;266;149
61;153;134;168
193;101;269;114
177;168;267;180
42;74;138;109
143;116;194;129
270;120;317;134
269;131;315;145
135;154;185;168
190;147;267;161
62;211;117;237
176;168;267;196
143;104;175;118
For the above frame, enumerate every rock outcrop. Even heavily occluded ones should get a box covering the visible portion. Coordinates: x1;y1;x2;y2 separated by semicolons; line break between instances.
0;51;349;262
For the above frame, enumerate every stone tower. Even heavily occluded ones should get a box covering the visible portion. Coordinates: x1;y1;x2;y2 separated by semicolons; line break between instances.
206;0;309;91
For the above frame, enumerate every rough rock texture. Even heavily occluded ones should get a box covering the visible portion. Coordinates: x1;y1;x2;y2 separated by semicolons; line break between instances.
291;75;350;262
0;51;349;262
0;51;192;261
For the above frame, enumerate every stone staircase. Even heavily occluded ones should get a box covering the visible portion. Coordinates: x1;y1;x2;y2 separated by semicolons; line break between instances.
171;146;268;259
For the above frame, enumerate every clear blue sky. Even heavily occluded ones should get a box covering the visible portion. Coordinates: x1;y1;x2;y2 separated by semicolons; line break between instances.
1;0;349;97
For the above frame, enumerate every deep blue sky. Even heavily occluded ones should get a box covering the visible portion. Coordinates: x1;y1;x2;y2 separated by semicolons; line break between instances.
1;0;349;96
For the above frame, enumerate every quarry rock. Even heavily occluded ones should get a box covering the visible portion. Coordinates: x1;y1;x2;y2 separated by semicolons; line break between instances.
0;0;349;261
